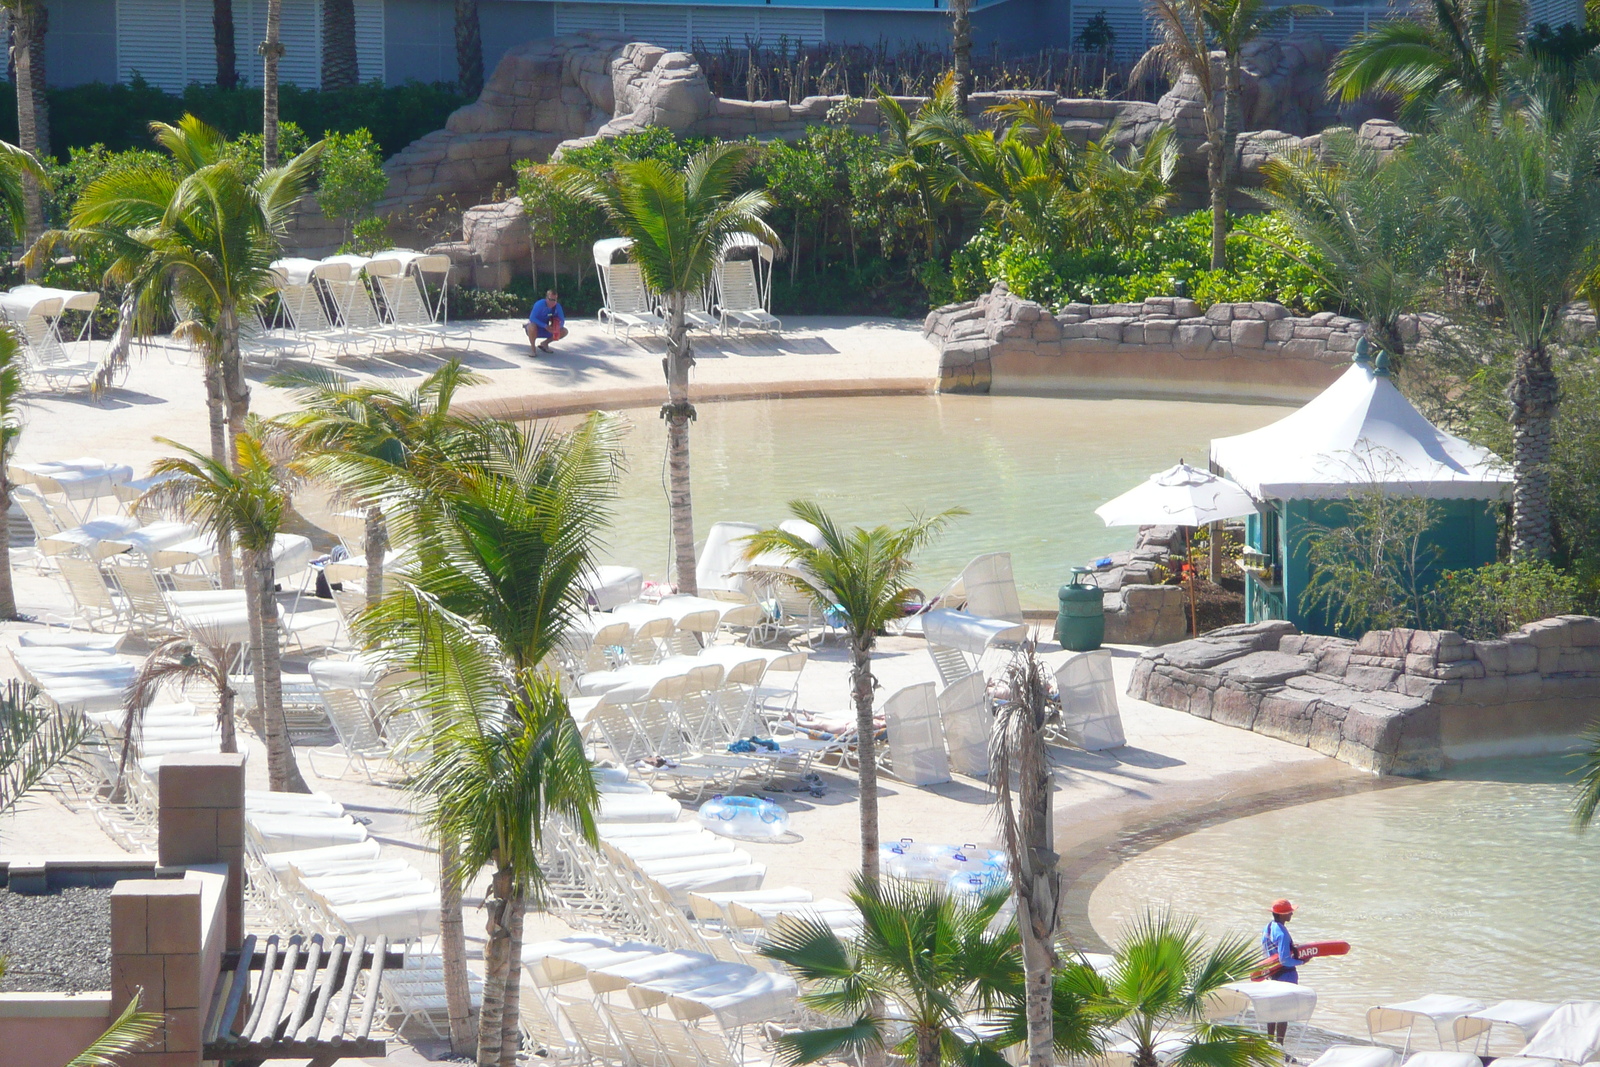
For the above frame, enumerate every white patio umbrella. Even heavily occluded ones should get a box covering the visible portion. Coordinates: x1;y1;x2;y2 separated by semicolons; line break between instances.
1094;462;1259;637
1094;462;1258;528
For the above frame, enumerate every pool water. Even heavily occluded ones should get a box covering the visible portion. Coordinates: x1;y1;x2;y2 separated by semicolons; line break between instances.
1088;758;1600;1044
582;394;1286;607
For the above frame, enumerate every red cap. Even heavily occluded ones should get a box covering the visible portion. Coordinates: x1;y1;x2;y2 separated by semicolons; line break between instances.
1271;899;1295;916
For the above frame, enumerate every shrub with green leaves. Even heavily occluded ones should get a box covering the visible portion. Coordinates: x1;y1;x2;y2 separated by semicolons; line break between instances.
318;129;389;248
1431;560;1580;639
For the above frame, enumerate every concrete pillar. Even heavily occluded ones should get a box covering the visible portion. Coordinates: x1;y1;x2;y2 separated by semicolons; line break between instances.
157;753;245;950
109;879;203;1067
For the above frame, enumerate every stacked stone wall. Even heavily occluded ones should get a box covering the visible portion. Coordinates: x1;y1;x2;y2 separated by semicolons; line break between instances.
925;283;1367;402
1128;616;1600;773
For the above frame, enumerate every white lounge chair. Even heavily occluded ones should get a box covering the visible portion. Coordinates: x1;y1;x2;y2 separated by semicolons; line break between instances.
595;241;664;339
881;681;951;786
938;670;993;778
1054;649;1127;751
713;258;780;335
1369;996;1491;1054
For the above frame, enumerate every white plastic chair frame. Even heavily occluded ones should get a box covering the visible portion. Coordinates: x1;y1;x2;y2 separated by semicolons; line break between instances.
595;238;665;339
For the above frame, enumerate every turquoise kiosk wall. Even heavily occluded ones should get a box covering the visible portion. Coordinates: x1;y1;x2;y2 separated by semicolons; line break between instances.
1214;340;1512;637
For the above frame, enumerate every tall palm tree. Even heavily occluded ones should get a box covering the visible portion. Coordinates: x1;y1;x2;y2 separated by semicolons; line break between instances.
1135;0;1327;269
950;0;974;111
456;0;484;97
1411;91;1600;559
41;117;322;469
992;642;1060;1067
411;672;597;1067
744;502;961;881
1072;911;1279;1067
147;434;310;793
214;0;239;88
4;0;51;267
878;83;968;259
360;413;619;1065
1254;128;1439;363
553;144;779;596
763;877;1097;1067
272;361;483;610
322;0;360;89
262;1;286;166
1328;0;1526;119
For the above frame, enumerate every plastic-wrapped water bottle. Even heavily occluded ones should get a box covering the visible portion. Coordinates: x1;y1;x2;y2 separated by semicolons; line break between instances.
946;863;1010;897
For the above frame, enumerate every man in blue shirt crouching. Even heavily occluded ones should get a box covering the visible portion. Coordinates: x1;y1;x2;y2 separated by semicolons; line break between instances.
525;289;566;356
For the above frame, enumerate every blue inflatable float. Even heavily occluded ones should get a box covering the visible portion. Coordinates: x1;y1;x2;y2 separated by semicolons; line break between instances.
697;794;790;840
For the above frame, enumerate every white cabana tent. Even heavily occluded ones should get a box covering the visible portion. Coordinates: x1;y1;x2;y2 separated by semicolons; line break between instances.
1211;360;1512;502
1209;353;1511;631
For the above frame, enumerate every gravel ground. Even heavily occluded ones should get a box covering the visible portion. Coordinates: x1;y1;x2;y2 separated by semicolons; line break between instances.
0;886;113;992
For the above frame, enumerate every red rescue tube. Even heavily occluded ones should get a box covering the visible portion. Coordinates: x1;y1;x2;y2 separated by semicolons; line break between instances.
1249;940;1350;981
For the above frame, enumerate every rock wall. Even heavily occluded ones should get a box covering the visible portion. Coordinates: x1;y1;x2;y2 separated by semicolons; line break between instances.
380;31;1390;277
925;282;1372;402
1128;616;1600;774
1092;525;1191;646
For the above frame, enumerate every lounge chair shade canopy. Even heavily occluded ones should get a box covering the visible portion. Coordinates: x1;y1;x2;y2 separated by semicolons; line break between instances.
1211;362;1513;501
1096;462;1259;527
1518;1001;1600;1064
720;231;776;263
593;237;635;269
921;608;1026;655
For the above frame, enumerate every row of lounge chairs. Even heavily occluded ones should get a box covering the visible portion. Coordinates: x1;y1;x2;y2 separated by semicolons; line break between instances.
0;285;116;393
595;237;781;340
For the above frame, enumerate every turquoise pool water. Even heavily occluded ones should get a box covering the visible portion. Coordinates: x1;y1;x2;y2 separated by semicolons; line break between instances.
586;393;1287;607
1088;757;1600;1045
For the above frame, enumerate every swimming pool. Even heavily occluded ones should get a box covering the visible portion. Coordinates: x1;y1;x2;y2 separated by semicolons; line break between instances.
583;394;1287;608
1087;757;1600;1045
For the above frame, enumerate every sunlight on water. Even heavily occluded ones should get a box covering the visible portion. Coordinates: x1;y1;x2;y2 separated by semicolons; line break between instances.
1088;758;1600;1043
571;394;1286;607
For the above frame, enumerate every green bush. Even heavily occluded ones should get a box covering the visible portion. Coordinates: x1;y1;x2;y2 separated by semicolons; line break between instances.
1431;560;1581;639
948;209;1333;311
0;78;466;160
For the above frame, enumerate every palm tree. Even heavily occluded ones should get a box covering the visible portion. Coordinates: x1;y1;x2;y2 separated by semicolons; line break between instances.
126;633;244;755
322;0;360;89
743;502;961;881
4;0;51;265
877;83;968;259
762;876;1097;1067
262;0;286;165
1135;0;1327;269
1254;128;1439;363
411;673;597;1067
992;642;1060;1067
1072;910;1279;1067
1410;91;1600;559
214;0;239;88
41;117;322;470
553;144;779;596
0;679;85;816
272;361;483;610
1328;0;1526;118
359;413;619;1064
950;0;974;111
456;0;485;97
147;434;310;793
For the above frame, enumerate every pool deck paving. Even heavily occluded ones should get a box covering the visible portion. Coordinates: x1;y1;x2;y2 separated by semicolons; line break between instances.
0;315;1372;1063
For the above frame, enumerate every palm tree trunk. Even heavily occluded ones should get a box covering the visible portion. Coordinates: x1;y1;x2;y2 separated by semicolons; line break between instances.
454;0;484;97
1208;56;1241;272
851;636;880;881
206;345;236;590
363;505;386;611
321;0;359;89
218;677;238;753
214;0;238;87
499;892;527;1067
1509;341;1559;560
10;0;47;278
219;306;251;464
252;547;309;792
477;866;514;1067
1018;700;1058;1067
0;477;15;619
244;539;266;724
261;0;285;166
916;1025;941;1067
950;0;972;113
664;297;698;596
439;837;477;1056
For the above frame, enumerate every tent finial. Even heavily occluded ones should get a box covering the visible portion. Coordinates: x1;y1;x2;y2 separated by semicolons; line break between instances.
1373;349;1392;377
1354;336;1372;367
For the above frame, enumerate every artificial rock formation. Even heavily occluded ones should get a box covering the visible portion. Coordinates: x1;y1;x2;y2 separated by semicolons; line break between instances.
382;31;1391;276
924;283;1368;402
1086;525;1190;646
1128;616;1600;774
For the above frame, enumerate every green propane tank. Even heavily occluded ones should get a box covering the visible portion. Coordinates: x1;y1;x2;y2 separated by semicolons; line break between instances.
1056;568;1105;652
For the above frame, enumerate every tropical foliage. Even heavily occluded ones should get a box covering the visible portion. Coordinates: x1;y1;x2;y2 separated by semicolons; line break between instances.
744;502;960;880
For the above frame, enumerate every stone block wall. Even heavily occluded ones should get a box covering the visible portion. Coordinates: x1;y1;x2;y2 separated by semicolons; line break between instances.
925;282;1365;402
1128;615;1600;774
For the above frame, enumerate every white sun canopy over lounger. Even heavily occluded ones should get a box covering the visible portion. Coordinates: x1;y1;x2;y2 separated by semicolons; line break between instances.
1517;1001;1600;1063
1211;362;1513;501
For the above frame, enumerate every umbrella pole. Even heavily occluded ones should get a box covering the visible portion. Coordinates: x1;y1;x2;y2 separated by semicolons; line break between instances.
1185;526;1198;638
